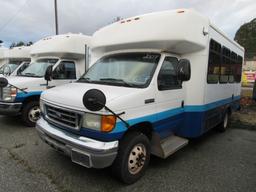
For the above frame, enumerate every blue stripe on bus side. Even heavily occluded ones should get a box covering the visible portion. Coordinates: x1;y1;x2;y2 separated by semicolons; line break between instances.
77;96;240;141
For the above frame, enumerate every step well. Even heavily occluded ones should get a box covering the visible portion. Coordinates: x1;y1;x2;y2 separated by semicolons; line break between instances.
151;134;188;159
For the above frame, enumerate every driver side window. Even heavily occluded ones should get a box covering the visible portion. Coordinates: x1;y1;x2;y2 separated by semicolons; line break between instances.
17;62;30;75
52;61;76;79
157;57;181;90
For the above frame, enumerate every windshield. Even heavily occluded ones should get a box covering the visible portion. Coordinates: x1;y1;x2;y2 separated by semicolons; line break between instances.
78;53;160;88
0;63;20;74
19;58;58;77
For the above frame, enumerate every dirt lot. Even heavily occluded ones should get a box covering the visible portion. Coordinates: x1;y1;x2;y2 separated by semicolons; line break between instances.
231;103;256;131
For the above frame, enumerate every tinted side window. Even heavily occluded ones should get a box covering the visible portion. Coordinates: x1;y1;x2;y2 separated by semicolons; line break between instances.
207;39;221;84
220;47;230;83
229;52;237;83
52;61;76;79
235;56;243;83
158;57;180;90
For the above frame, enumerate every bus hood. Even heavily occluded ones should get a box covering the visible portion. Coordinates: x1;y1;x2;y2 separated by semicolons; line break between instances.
41;82;149;113
6;76;44;91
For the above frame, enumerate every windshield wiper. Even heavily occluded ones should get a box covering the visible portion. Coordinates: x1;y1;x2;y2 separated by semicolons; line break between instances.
99;78;134;87
78;77;92;82
21;73;41;77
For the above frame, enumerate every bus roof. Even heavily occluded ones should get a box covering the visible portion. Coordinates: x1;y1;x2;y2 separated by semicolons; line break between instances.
30;33;91;59
5;46;31;59
92;9;243;54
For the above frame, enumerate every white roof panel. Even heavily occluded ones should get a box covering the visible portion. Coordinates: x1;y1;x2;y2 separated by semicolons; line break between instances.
30;33;91;59
92;9;210;54
5;46;31;59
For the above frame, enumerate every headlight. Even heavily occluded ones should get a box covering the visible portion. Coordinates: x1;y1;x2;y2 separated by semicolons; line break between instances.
2;87;17;102
39;99;45;114
82;113;116;132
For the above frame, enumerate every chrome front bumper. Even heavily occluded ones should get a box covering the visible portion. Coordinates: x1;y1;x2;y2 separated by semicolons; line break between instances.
36;118;119;168
0;102;22;115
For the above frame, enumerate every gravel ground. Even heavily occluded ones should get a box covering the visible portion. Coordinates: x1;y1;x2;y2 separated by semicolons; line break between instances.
0;105;255;192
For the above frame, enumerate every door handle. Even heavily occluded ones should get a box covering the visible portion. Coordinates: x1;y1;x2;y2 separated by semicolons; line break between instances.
181;100;184;108
145;98;155;104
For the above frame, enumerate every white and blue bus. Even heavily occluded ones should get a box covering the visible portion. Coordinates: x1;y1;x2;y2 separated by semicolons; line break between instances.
0;34;91;127
36;9;244;184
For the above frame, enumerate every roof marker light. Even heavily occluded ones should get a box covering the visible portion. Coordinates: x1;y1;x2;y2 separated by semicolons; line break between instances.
177;10;185;13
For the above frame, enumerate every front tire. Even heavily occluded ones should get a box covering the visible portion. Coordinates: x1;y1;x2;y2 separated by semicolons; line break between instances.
111;132;150;184
21;101;40;127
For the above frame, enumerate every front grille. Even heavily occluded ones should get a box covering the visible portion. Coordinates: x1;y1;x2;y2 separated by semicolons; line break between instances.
45;104;82;130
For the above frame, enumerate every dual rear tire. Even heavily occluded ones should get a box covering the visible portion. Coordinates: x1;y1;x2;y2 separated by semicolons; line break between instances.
217;111;230;132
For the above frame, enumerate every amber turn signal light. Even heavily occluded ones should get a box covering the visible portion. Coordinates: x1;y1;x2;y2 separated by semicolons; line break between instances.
101;115;116;132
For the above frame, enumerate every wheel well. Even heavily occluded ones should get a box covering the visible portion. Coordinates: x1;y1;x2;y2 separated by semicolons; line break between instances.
22;95;40;106
123;122;153;140
227;106;232;115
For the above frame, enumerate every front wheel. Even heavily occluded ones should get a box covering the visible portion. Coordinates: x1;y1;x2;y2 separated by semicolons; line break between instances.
21;101;40;127
111;132;150;184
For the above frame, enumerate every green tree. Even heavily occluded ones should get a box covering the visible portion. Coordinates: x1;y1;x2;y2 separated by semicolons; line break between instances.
26;41;33;46
15;41;25;47
234;18;256;60
9;41;33;48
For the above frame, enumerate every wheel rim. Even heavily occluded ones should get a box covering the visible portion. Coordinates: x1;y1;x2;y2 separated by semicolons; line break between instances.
223;113;228;129
28;106;40;123
128;143;147;175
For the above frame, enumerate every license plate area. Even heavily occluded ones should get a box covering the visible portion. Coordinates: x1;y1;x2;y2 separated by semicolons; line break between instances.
71;149;91;168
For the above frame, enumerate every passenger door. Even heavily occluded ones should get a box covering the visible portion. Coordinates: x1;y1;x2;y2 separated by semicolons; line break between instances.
155;55;185;138
49;60;77;87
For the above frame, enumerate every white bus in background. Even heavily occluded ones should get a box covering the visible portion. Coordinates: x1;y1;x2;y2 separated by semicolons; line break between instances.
0;33;91;127
0;46;31;77
36;9;244;184
0;47;8;66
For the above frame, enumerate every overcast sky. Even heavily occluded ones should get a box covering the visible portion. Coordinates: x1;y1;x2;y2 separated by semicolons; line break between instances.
0;0;255;47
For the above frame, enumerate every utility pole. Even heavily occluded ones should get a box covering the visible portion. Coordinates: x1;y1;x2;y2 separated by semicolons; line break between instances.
54;0;59;35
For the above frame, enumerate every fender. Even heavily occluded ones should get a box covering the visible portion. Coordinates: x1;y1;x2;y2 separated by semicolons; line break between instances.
15;91;43;103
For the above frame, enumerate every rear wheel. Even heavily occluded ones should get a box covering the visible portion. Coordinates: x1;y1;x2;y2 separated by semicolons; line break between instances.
217;112;230;132
21;101;40;127
111;132;150;184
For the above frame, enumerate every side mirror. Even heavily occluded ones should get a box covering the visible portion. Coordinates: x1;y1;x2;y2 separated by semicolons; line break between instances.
0;77;8;87
44;65;53;82
177;59;191;82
